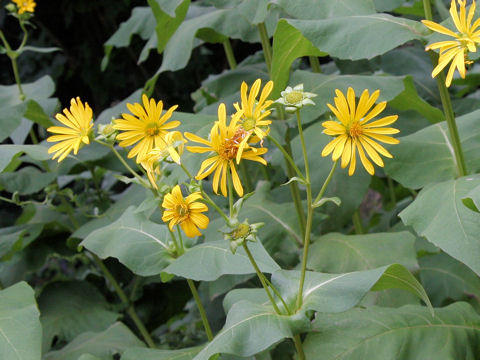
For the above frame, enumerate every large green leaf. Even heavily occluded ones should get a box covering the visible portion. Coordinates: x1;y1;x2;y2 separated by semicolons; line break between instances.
0;75;55;106
385;109;480;189
43;322;145;360
162;240;280;281
303;302;480;360
81;206;174;276
122;346;202;360
400;175;480;276
285;14;426;60
0;145;49;173
274;0;375;19
307;231;417;273
0;224;43;261
0;282;41;360
39;281;120;353
419;252;480;307
0;166;56;195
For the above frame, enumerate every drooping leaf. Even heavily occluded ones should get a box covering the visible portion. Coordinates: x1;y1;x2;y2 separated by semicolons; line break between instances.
303;302;480;360
400;175;480;276
43;322;145;360
0;282;42;360
39;281;120;353
81;206;175;276
122;346;202;360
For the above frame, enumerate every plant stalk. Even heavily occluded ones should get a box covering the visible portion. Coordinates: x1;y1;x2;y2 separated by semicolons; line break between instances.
187;279;214;341
257;22;272;74
309;56;322;73
222;39;237;69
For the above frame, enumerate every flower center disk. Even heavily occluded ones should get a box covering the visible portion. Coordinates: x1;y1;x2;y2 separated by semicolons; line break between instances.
349;122;363;137
175;203;189;217
285;91;303;104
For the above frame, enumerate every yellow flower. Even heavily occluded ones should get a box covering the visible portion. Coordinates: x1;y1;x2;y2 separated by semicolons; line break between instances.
422;0;480;87
47;97;93;162
185;103;268;197
12;0;36;14
113;94;180;162
139;131;186;189
321;88;399;176
162;185;209;238
232;79;273;163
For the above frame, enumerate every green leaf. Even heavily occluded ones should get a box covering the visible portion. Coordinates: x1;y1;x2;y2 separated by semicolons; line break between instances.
374;0;405;11
303;302;480;360
122;346;202;360
311;197;341;209
23;99;54;128
271;20;325;99
285;14;426;60
274;0;375;19
400;175;480;277
236;0;269;25
0;167;56;195
162;239;280;281
20;46;61;54
0;145;50;173
419;252;480;307
0;224;43;260
462;197;480;213
39;281;120;353
307;231;418;273
385;109;480;189
0;75;55;106
0;282;41;360
192;301;310;360
81;206;175;276
43;322;145;360
0;103;26;142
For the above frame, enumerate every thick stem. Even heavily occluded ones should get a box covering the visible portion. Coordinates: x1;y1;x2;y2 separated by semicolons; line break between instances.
222;39;237;69
293;335;306;360
296;111;310;184
309;56;322;73
91;254;156;348
423;0;467;177
257;22;272;74
352;210;364;234
187;279;214;341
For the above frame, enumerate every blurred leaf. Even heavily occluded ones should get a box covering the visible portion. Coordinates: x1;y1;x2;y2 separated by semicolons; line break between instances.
273;0;375;19
162;240;280;281
0;167;56;195
374;0;405;11
400;175;480;277
0;145;50;173
385;109;480;189
81;206;175;276
285;15;426;60
304;302;480;360
24;99;54;128
122;346;202;360
0;224;43;261
20;46;61;54
311;196;341;209
307;231;418;273
39;281;120;353
0;75;55;106
43;322;145;360
0;282;41;360
237;0;269;25
419;252;480;307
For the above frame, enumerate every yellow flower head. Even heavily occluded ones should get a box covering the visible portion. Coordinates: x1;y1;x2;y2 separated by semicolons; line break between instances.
232;79;273;163
321;88;400;176
12;0;36;14
139;131;186;189
113;94;180;162
185;103;268;197
47;97;93;162
422;0;480;87
162;185;209;238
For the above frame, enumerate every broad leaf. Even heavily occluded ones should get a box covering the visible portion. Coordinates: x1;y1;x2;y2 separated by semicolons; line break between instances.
0;224;43;261
39;281;120;352
122;346;202;360
303;302;480;360
0;282;41;360
0;145;50;173
400;175;480;276
81;206;175;276
307;231;417;273
273;0;375;19
0;167;56;195
43;322;145;360
162;239;280;281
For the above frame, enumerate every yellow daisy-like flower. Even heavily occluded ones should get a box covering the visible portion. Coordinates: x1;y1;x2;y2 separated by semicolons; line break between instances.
321;88;400;176
113;94;180;162
12;0;36;14
422;0;480;87
47;97;93;162
162;185;209;238
139;131;186;189
185;103;268;197
233;79;273;163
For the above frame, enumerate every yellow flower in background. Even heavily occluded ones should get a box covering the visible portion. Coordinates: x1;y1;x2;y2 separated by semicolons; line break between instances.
422;0;480;87
233;79;273;163
162;185;209;238
185;103;268;197
321;88;399;176
139;131;186;189
12;0;36;14
113;94;180;162
47;97;93;162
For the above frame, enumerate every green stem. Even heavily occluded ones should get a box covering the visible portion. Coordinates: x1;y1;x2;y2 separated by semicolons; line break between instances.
187;279;214;341
242;242;281;314
296;111;310;185
222;39;237;69
313;160;338;205
0;30;25;100
387;176;397;207
264;277;291;314
267;135;305;181
227;172;234;217
293;335;306;360
352;210;364;234
91;254;156;348
309;56;322;73
423;0;467;177
257;22;272;74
